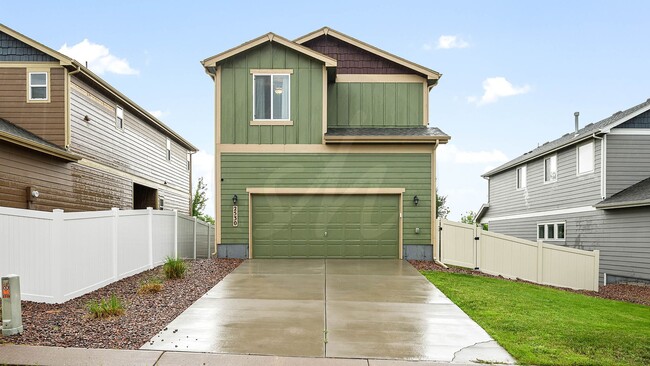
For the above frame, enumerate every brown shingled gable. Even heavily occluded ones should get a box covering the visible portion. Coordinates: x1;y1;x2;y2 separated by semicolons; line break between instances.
303;35;423;76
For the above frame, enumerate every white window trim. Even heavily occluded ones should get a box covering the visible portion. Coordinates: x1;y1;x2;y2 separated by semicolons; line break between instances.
576;141;595;176
543;155;558;184
115;106;124;130
515;165;527;190
27;70;49;102
251;72;291;123
536;221;566;241
166;139;171;161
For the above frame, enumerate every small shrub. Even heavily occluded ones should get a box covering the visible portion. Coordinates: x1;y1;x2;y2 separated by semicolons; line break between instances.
138;277;163;294
87;294;125;319
163;256;186;279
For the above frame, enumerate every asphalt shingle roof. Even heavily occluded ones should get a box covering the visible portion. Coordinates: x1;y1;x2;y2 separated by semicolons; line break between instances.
595;177;650;209
483;98;650;177
326;127;449;137
0;117;66;151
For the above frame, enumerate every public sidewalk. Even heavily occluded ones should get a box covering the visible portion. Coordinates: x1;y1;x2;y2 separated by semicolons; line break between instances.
0;345;494;366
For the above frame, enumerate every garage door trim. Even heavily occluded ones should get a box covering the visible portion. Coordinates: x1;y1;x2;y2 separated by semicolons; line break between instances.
246;187;405;259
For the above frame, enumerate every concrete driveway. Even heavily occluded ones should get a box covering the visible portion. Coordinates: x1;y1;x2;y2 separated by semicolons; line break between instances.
142;259;514;363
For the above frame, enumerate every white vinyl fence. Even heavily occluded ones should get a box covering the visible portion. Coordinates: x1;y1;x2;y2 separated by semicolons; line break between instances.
0;206;214;304
438;219;600;291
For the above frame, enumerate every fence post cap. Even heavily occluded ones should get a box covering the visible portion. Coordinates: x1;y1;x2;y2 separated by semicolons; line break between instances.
52;209;64;213
146;207;153;211
111;207;119;211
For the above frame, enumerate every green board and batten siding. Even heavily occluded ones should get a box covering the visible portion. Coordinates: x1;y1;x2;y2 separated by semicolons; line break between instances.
220;153;431;249
220;42;323;145
327;82;423;127
253;194;399;258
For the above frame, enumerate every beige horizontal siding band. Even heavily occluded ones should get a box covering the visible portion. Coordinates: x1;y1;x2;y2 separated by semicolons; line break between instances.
246;187;405;194
219;144;434;153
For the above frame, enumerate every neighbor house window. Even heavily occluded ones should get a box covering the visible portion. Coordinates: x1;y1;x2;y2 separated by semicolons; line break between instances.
166;139;171;161
537;222;565;241
544;155;557;183
253;74;290;120
115;106;124;129
577;141;594;174
29;72;48;101
516;166;527;190
186;152;191;170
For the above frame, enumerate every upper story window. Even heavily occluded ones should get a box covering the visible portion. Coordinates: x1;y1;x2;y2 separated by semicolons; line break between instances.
166;139;171;161
577;141;594;175
537;222;565;241
543;155;557;183
516;165;527;190
253;73;290;121
28;72;48;101
115;106;124;130
186;152;191;170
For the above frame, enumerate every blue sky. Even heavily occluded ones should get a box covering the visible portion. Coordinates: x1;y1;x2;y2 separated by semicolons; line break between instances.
3;1;650;219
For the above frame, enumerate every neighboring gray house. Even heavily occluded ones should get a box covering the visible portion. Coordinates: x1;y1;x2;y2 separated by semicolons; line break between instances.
476;99;650;284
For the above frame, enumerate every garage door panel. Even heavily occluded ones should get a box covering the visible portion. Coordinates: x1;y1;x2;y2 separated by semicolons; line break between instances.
252;194;398;258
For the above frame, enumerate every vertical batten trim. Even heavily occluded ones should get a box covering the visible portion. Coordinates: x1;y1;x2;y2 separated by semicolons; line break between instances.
248;192;253;258
322;65;327;144
423;81;428;126
399;192;404;260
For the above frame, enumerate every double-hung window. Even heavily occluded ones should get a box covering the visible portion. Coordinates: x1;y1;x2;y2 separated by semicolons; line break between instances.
166;139;171;161
252;73;290;122
544;155;557;183
537;222;565;241
29;72;48;101
516;165;527;190
577;141;594;174
116;106;124;130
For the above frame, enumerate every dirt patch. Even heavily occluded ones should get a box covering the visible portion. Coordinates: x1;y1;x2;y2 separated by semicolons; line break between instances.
410;260;650;306
0;258;243;349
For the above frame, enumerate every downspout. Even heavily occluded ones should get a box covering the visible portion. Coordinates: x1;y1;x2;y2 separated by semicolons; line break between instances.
591;132;605;199
65;65;82;149
432;139;447;268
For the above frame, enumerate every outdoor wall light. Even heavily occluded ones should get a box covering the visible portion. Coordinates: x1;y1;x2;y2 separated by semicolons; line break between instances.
413;195;419;206
31;190;39;198
232;194;238;205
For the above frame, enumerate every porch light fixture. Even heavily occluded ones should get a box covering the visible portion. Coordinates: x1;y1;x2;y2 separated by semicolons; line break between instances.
232;194;238;205
413;195;419;206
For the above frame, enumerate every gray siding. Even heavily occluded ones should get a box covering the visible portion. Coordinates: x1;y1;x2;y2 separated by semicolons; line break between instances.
487;138;602;218
489;208;650;282
606;134;650;197
69;76;191;213
0;31;57;62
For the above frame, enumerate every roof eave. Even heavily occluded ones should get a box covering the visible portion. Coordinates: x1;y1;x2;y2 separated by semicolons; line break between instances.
201;32;337;69
475;203;489;223
0;131;81;162
595;200;650;210
324;135;450;144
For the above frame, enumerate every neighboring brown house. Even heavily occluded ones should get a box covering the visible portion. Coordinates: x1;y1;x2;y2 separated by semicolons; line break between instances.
0;24;197;213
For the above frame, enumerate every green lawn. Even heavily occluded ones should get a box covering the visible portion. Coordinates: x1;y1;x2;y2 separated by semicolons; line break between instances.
423;271;650;366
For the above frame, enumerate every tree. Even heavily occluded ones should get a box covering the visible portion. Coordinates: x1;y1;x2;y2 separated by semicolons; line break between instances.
192;177;215;224
435;186;450;219
460;210;476;225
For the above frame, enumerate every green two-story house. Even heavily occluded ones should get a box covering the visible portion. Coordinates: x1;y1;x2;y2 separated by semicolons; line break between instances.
202;27;449;260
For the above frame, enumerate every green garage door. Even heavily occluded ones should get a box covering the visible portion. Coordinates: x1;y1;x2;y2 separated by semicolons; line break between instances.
252;194;399;258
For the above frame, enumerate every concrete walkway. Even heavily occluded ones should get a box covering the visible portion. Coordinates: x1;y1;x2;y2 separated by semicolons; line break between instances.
141;259;515;364
0;344;495;366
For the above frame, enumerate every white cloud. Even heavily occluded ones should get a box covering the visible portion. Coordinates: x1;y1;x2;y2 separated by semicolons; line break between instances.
437;144;509;165
149;110;166;119
468;77;530;105
192;151;215;217
437;35;469;49
59;39;138;75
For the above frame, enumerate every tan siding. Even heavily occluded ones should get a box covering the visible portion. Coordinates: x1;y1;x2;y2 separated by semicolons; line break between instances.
0;67;66;146
68;76;191;212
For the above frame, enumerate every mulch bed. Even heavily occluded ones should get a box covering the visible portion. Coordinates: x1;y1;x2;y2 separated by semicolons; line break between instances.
410;260;650;306
0;258;243;349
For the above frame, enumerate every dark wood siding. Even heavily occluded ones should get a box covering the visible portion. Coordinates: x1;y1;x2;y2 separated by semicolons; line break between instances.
303;35;422;76
0;67;66;147
68;76;190;213
0;140;132;212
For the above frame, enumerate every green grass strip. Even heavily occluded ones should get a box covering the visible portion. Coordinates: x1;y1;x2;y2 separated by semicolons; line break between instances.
422;271;650;366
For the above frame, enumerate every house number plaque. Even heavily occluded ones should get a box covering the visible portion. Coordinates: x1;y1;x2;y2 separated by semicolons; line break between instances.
232;205;239;227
